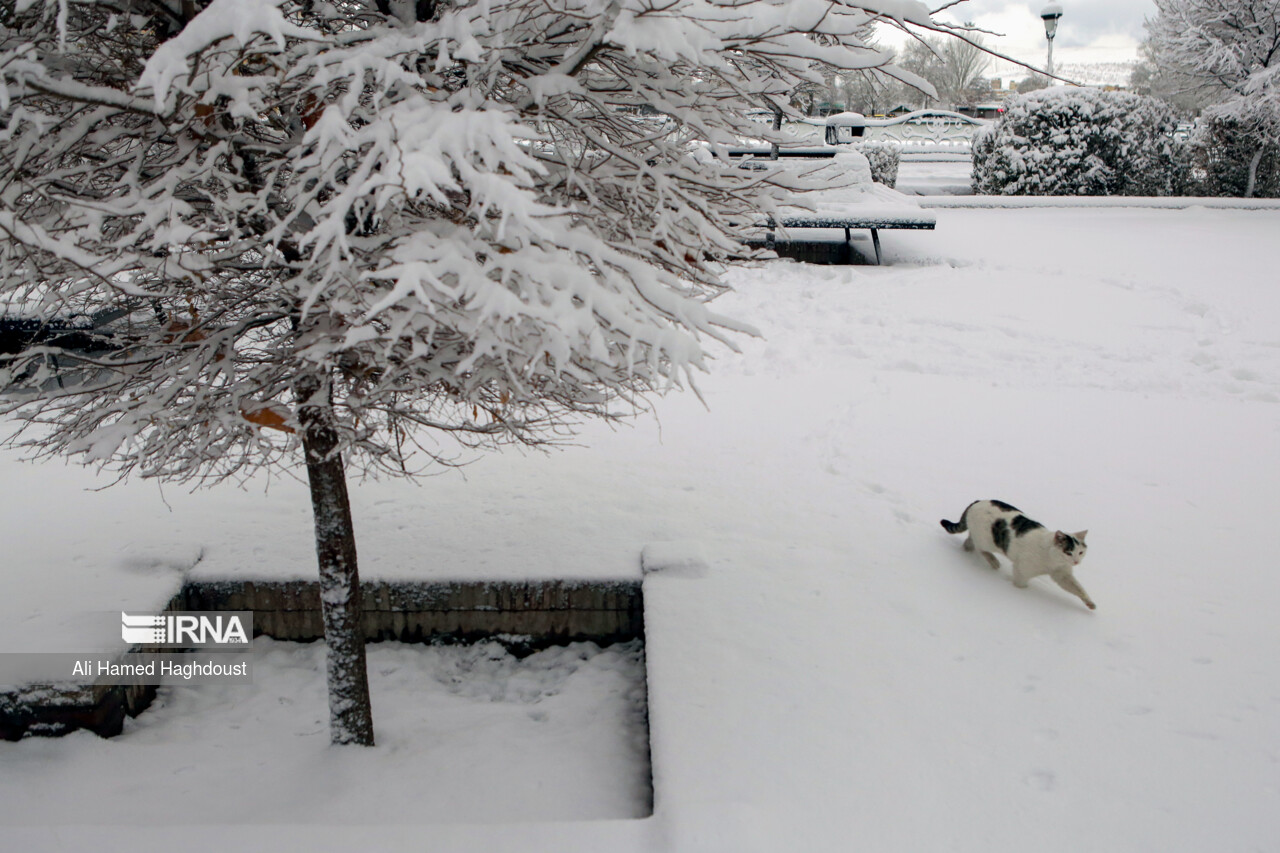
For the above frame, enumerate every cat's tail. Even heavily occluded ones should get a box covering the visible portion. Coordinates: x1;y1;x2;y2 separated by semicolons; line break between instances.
940;502;973;535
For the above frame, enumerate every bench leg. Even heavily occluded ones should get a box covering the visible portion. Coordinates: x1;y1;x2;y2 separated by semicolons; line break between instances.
870;228;882;265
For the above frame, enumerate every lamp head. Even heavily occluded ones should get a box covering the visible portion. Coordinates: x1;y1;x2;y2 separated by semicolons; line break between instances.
1041;3;1063;39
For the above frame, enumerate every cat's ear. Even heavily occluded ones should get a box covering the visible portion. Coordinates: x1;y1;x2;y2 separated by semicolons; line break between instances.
1074;530;1088;541
1054;531;1070;549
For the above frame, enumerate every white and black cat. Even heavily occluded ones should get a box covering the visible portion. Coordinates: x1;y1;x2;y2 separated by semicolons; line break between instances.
941;500;1094;610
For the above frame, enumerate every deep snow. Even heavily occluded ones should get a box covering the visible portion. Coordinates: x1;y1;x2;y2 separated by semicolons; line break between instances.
3;205;1280;851
2;639;651;824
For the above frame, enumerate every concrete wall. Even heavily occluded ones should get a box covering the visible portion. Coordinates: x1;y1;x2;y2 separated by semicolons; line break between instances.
184;578;644;647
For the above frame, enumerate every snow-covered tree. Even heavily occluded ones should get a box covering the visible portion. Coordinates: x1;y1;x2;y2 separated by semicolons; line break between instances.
1144;0;1280;196
0;0;960;745
1128;37;1214;116
1188;90;1280;197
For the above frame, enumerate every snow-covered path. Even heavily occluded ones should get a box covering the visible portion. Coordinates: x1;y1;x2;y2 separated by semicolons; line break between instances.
3;206;1279;851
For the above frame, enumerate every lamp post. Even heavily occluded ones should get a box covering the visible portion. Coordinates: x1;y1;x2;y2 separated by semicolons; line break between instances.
1041;3;1063;79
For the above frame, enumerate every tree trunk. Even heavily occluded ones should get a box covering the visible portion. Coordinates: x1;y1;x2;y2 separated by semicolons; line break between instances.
295;370;375;746
1245;147;1264;198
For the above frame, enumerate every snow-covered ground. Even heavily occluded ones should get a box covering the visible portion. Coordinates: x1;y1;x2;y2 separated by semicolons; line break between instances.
896;155;974;196
4;205;1280;851
2;639;651;824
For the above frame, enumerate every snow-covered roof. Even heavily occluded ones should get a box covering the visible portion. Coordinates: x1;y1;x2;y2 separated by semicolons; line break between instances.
824;111;867;127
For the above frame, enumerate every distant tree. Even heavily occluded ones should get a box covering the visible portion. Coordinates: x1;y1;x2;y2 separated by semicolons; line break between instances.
817;23;927;117
895;39;945;107
935;29;994;105
1144;0;1280;196
830;69;899;116
791;77;830;116
0;0;962;745
896;29;991;108
1014;73;1052;94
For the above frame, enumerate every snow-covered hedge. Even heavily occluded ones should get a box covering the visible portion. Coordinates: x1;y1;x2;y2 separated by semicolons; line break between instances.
850;141;900;188
972;88;1187;196
1186;114;1280;198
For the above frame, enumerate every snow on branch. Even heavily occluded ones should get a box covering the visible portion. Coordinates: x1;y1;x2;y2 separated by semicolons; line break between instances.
0;0;962;482
138;0;318;111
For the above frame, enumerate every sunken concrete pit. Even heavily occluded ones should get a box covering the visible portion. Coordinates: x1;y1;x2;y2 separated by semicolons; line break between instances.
0;578;649;746
742;235;880;265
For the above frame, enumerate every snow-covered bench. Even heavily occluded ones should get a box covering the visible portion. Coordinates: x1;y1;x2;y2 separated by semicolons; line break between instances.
726;149;936;264
759;207;936;265
748;182;937;265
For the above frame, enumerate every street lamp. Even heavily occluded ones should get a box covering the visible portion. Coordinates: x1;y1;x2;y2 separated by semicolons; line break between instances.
1041;3;1063;78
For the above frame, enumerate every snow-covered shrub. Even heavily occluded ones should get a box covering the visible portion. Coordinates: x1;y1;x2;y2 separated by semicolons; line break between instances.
971;125;997;192
971;87;1187;196
851;141;900;187
1171;136;1202;196
1187;113;1280;198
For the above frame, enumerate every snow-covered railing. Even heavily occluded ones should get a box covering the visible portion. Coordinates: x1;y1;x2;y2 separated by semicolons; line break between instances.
819;110;990;152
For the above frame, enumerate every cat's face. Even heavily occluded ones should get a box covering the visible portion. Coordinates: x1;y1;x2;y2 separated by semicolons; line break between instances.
1055;530;1089;565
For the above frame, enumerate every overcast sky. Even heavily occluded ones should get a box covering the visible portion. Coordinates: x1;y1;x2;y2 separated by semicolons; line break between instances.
880;0;1157;74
